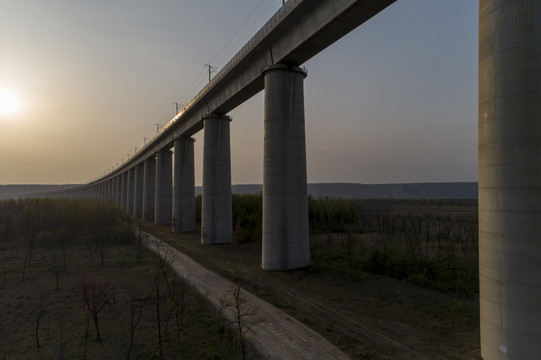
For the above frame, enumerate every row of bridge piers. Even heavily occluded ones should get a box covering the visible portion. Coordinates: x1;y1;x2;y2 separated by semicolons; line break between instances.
51;64;309;271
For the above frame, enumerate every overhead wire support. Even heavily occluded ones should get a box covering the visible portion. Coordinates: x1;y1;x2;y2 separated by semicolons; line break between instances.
175;0;271;105
174;102;183;114
205;64;218;82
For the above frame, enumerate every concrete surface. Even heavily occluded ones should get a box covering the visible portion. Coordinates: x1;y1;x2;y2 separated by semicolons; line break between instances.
134;164;144;218
120;171;128;210
201;114;232;244
143;156;156;221
127;167;135;215
479;0;541;358
262;65;310;270
115;176;121;206
172;137;196;232
155;150;172;225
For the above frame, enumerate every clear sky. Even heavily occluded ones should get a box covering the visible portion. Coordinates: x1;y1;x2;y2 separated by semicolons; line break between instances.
0;0;478;185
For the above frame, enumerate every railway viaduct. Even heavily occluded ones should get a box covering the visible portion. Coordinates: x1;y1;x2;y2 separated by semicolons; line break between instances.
40;1;541;358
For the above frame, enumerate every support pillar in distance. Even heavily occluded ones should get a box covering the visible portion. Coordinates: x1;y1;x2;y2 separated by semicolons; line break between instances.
127;167;135;215
134;163;144;218
143;156;156;222
173;137;196;232
120;171;128;211
201;114;232;244
155;149;173;225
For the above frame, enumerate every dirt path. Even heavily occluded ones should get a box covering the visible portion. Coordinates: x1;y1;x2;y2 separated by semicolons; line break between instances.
141;222;481;359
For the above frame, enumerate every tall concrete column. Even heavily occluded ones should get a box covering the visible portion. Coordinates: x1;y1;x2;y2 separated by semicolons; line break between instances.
115;175;122;206
134;163;144;218
201;114;232;244
143;156;156;221
127;168;135;215
479;1;541;358
109;179;114;201
105;181;111;201
155;149;173;225
121;172;128;210
173;137;196;232
261;64;309;270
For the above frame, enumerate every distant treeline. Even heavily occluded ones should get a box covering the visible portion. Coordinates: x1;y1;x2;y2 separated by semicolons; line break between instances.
199;194;479;296
0;198;133;270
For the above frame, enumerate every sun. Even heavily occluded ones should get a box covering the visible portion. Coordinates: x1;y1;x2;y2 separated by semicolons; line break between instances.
0;86;21;115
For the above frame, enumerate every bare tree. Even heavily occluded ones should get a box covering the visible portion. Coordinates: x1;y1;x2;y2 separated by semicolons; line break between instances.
153;270;164;360
79;277;112;342
154;241;190;341
58;318;64;360
21;234;36;281
55;228;71;269
136;219;143;261
50;252;62;290
30;295;47;348
220;285;259;360
126;296;146;360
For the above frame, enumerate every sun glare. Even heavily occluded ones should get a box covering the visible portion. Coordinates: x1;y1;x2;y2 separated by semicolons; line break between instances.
0;86;21;115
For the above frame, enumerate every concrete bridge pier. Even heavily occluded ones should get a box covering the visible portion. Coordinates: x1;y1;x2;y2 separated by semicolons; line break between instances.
120;171;128;211
201;114;232;244
143;155;156;221
115;175;122;207
173;137;196;232
134;163;144;218
109;179;114;201
106;180;111;201
479;1;541;358
127;167;135;214
155;149;173;225
261;64;310;271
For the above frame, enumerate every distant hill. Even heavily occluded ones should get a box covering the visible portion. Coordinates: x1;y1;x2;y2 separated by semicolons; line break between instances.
306;182;478;199
0;184;79;200
1;182;478;200
197;182;478;199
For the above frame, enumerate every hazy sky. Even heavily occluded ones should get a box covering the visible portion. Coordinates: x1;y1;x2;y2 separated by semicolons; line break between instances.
0;0;478;185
